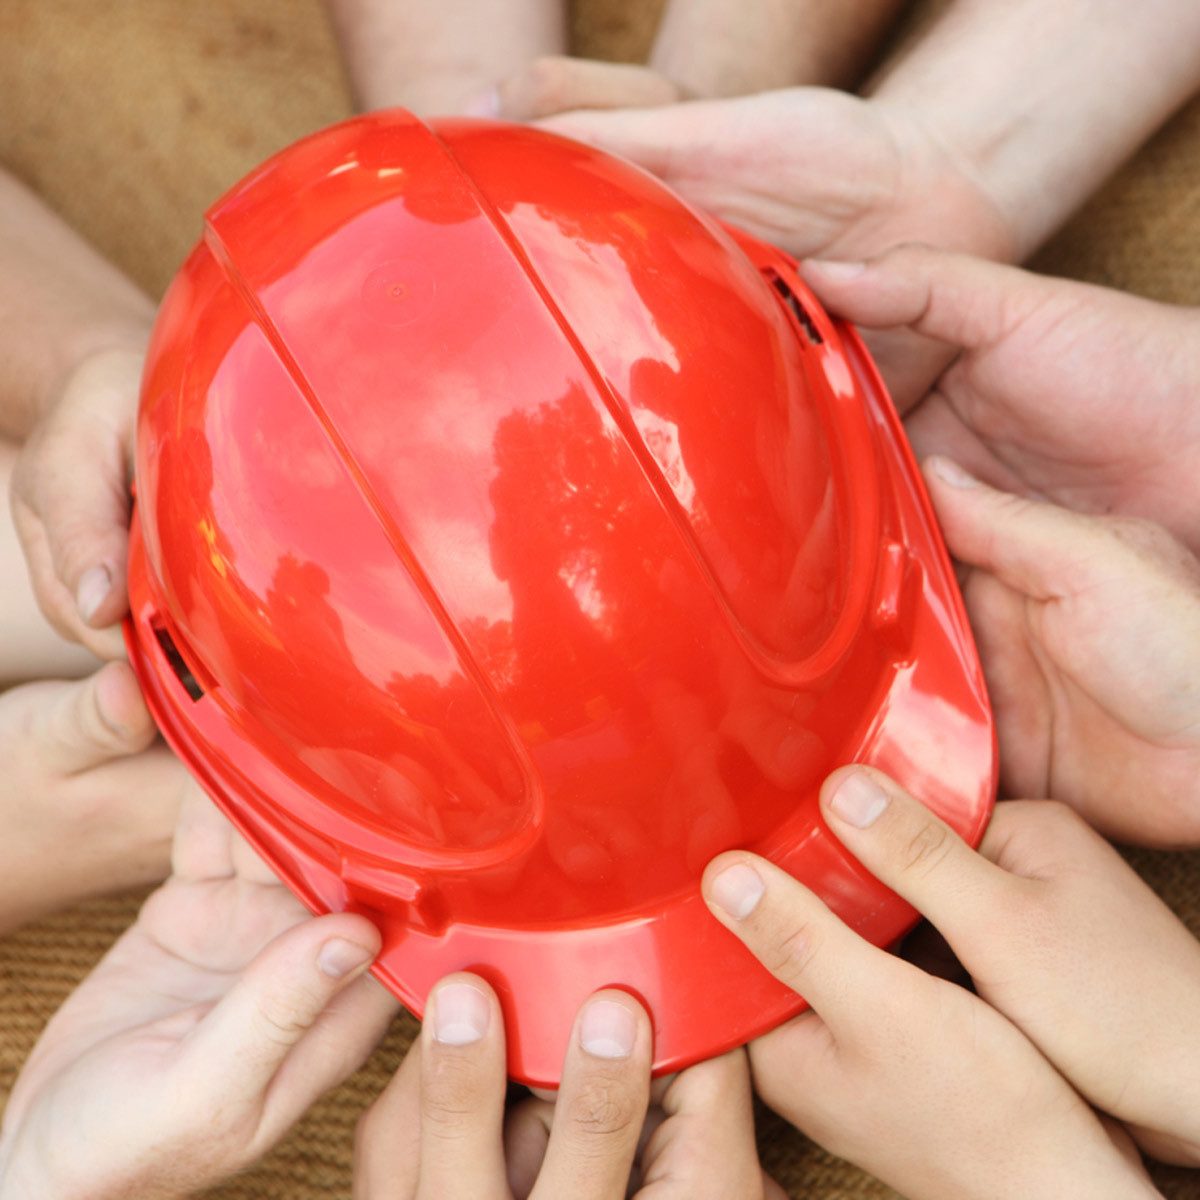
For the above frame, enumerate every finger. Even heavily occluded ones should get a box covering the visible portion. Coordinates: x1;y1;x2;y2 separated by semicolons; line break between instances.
922;454;1159;600
8;502;126;658
702;850;905;1042
354;1042;423;1200
492;56;680;121
640;1050;763;1197
537;100;709;178
800;246;1063;350
263;973;400;1156
415;974;509;1199
818;766;1021;948
11;349;139;636
179;912;380;1106
503;1095;553;1199
531;990;651;1200
21;660;158;775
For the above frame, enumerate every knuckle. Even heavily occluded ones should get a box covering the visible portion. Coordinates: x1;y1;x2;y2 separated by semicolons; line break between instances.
899;820;954;880
421;1054;486;1133
254;992;319;1050
764;922;818;983
564;1074;640;1143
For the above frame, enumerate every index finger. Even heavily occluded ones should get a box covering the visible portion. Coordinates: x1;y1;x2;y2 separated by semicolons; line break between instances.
702;851;909;1043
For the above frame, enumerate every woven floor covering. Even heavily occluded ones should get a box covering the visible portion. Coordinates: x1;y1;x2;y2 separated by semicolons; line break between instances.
1;1;1198;1196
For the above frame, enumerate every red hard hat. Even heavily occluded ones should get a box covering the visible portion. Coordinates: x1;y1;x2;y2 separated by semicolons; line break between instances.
126;110;995;1086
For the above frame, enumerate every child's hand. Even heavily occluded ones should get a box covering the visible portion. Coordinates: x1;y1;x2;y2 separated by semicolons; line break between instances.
802;248;1200;556
11;345;143;658
814;766;1200;1167
0;659;182;932
701;845;1162;1200
0;787;398;1200
354;975;783;1199
922;461;1200;846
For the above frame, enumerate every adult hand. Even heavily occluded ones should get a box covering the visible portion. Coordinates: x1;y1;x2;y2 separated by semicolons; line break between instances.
0;659;181;933
702;840;1162;1200
922;457;1200;846
354;975;782;1199
803;247;1200;553
815;765;1200;1166
0;787;399;1200
471;57;682;121
538;89;1015;407
10;344;143;658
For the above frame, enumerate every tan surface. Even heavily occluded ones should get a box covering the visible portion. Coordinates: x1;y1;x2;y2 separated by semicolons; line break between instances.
1;1;1198;1197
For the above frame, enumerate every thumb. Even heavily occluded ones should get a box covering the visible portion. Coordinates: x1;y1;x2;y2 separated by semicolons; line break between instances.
640;1050;767;1197
922;455;1124;600
537;99;715;179
818;765;1021;951
492;56;680;122
24;660;158;775
181;913;381;1110
11;347;140;652
800;246;1059;352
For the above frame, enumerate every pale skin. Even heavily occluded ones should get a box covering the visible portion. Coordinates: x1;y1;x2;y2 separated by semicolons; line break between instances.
536;0;1200;404
0;659;183;933
702;778;1172;1199
801;248;1200;845
0;787;400;1200
354;975;784;1200
0;168;180;926
325;0;905;117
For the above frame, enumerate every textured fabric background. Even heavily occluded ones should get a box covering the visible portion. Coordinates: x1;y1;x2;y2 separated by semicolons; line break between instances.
0;2;1198;1196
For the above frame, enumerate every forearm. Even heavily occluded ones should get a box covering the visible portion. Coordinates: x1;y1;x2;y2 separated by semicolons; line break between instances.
0;171;151;441
326;0;567;113
871;0;1200;257
650;0;907;96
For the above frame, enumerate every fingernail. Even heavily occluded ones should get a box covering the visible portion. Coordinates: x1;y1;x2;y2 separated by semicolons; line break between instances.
463;86;499;118
579;998;637;1059
830;772;889;828
432;982;490;1045
710;862;765;920
806;259;866;281
928;456;978;489
317;938;375;979
76;565;112;624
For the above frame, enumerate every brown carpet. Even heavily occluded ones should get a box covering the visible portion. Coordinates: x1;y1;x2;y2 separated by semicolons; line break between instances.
1;2;1198;1196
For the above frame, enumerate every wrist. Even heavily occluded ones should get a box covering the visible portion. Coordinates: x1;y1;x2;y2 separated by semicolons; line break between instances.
867;100;1021;264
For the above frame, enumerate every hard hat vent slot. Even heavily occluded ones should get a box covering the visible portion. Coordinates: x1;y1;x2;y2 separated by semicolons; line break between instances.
767;272;824;347
152;624;206;702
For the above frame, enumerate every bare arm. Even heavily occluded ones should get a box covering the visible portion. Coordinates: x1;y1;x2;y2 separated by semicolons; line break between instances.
0;170;151;442
871;0;1200;256
325;0;568;114
651;0;908;97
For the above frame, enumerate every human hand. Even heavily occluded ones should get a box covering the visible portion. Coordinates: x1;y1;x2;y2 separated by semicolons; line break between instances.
814;765;1200;1167
537;89;1015;406
920;458;1200;846
354;974;783;1199
0;659;181;933
10;344;143;658
701;844;1162;1199
471;56;683;121
0;786;399;1200
802;247;1200;555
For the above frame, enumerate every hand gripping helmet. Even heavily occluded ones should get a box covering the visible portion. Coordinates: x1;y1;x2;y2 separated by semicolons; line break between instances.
126;110;995;1085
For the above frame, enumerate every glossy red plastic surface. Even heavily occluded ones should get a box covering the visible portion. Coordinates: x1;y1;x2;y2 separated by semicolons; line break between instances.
125;110;996;1086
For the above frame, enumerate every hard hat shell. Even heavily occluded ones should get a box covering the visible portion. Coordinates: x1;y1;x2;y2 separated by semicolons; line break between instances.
125;110;995;1086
